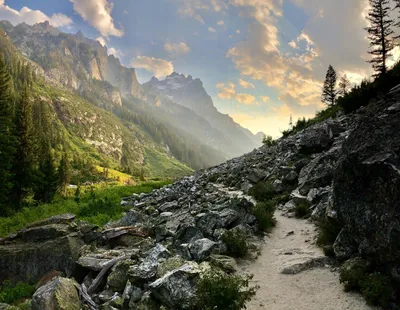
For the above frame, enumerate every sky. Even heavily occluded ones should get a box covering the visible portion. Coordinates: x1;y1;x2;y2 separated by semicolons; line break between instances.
1;0;400;137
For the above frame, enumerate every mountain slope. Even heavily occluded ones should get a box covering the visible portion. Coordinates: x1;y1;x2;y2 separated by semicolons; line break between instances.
1;20;261;162
143;73;263;156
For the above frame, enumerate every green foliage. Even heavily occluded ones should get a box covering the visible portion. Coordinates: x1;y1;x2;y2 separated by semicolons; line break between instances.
360;273;392;307
339;261;368;292
322;65;337;106
221;230;249;258
294;203;310;218
253;202;276;232
0;280;35;304
196;269;257;310
262;135;277;147
0;180;170;237
249;182;276;202
316;219;342;247
340;263;393;307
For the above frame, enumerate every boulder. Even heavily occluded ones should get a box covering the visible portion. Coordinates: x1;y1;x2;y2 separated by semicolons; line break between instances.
149;263;200;309
31;277;80;310
272;179;285;193
107;259;134;292
333;108;400;270
0;220;85;282
209;255;237;273
189;238;218;261
333;229;358;261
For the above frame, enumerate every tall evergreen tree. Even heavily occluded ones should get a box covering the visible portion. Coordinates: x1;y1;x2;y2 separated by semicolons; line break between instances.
12;83;37;207
322;65;337;106
338;74;351;96
0;54;16;214
365;0;394;76
58;153;71;197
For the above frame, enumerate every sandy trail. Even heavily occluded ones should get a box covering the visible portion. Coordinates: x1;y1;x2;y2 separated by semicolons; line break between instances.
241;212;375;310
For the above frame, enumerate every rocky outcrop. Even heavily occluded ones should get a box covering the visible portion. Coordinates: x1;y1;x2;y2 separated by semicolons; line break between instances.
332;100;400;268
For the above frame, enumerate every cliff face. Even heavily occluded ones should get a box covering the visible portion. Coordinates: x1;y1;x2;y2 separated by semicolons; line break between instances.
0;20;145;101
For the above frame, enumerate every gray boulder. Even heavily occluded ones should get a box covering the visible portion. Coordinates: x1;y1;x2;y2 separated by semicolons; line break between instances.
189;238;218;261
149;263;200;309
32;277;80;310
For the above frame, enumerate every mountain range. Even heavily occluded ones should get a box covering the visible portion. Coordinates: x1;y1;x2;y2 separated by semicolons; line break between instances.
0;20;262;178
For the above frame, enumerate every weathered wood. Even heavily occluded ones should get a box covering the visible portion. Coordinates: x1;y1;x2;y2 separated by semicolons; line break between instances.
79;283;98;310
87;254;130;295
101;226;148;240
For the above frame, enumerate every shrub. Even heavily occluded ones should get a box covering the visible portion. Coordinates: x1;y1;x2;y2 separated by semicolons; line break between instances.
249;182;276;202
360;273;392;307
221;230;249;258
316;220;342;247
0;280;35;304
253;202;276;232
262;135;277;147
294;203;309;218
339;260;368;292
196;269;258;310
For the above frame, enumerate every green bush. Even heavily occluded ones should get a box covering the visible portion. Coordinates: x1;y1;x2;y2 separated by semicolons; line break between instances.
253;202;276;232
316;220;342;247
262;135;277;147
221;230;249;258
249;182;276;202
196;269;258;310
294;203;309;218
339;260;368;292
0;280;35;304
360;273;392;307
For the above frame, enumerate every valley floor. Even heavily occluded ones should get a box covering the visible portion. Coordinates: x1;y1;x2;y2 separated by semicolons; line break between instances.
241;212;375;310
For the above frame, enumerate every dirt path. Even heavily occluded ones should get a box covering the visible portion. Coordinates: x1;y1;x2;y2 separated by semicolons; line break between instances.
241;212;375;310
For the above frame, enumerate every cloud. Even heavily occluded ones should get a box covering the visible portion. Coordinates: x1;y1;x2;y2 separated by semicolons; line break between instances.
217;82;256;104
0;2;72;27
217;20;224;26
236;93;257;104
130;56;174;78
96;36;106;46
288;41;297;49
108;47;124;59
236;29;241;34
176;0;227;23
239;79;255;89
217;82;236;99
208;27;216;33
164;42;191;57
69;0;123;37
260;96;270;103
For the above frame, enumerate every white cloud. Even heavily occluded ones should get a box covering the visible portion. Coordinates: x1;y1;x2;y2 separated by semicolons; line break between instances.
176;0;227;23
208;27;216;33
236;29;241;34
69;0;123;37
108;47;124;59
239;79;255;89
288;41;297;49
164;42;191;57
217;20;224;26
130;56;174;78
96;36;106;46
0;2;72;27
236;93;257;104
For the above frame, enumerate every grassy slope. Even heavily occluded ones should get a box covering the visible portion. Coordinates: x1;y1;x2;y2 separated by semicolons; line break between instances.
0;180;171;237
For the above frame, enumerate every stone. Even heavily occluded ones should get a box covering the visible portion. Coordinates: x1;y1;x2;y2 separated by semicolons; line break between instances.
107;259;134;292
298;123;332;154
121;281;133;307
333;229;358;261
149;263;200;309
189;238;218;261
31;277;80;310
283;170;298;184
280;256;328;274
158;201;178;212
272;179;285;193
209;255;237;273
333;107;400;270
157;256;186;277
290;190;308;205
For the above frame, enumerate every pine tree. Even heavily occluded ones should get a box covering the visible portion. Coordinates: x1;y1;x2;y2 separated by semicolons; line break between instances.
365;0;394;76
394;0;400;37
322;65;337;106
12;83;37;207
289;115;293;128
58;153;71;197
0;54;16;214
338;74;351;96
